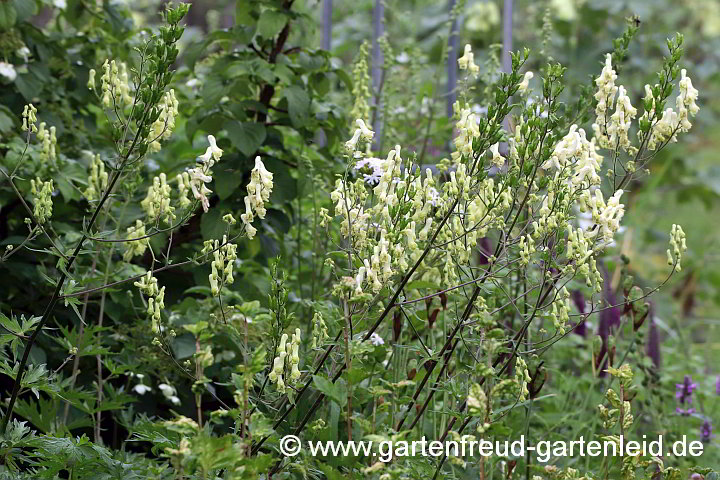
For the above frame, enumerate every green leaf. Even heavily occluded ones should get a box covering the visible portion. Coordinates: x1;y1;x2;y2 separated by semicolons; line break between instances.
0;2;17;31
225;121;266;157
214;168;244;200
172;334;197;360
0;106;15;136
284;85;310;128
312;375;347;407
200;207;225;240
311;72;330;96
13;0;37;22
0;312;20;335
15;63;51;102
235;1;256;26
256;10;286;39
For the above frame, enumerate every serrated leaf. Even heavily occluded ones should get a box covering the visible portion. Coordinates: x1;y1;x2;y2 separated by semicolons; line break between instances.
312;375;347;407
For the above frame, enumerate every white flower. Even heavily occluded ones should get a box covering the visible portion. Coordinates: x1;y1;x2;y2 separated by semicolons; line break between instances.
147;89;178;152
197;135;222;165
133;384;152;395
586;189;625;244
16;47;30;63
369;332;385;346
678;69;699;114
345;119;375;151
542;124;583;170
489;143;504;168
606;85;637;152
207;135;223;161
240;156;274;238
185;78;201;88
457;44;479;74
188;168;213;212
53;0;67;8
427;187;441;207
518;71;534;93
675;69;699;133
667;223;687;271
158;383;175;396
454;108;480;159
592;54;618;147
0;62;17;82
158;383;181;404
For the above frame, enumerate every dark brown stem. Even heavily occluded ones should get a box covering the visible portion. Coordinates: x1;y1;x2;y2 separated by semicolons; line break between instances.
255;1;294;125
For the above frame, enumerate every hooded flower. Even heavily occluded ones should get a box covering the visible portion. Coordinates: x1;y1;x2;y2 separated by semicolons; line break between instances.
457;44;479;74
676;375;697;415
518;71;534;93
240;156;274;239
186;135;223;213
198;135;223;165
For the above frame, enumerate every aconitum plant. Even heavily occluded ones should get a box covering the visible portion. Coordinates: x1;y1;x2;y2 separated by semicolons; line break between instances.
250;30;697;479
0;3;714;479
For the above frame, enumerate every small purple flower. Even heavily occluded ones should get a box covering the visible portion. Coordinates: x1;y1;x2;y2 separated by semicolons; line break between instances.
676;407;695;416
701;420;714;443
716;375;720;395
676;375;698;404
